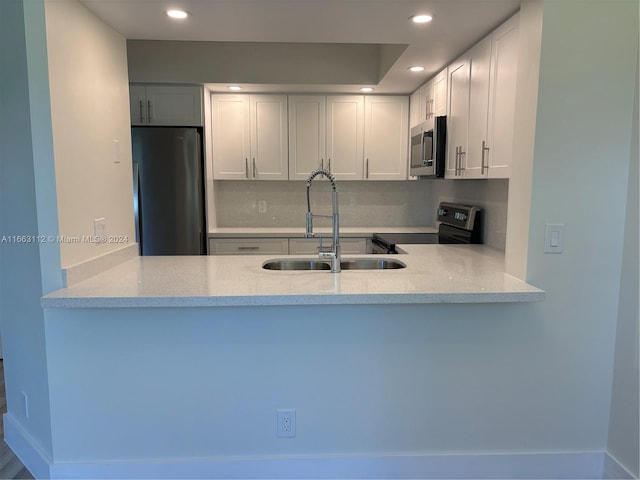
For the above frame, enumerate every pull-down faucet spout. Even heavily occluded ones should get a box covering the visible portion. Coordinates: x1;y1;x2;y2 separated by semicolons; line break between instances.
305;168;340;273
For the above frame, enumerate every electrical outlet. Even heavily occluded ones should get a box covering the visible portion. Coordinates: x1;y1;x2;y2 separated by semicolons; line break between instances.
258;200;267;214
277;408;296;437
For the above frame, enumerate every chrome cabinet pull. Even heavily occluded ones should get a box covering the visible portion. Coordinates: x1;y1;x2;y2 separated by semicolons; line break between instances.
365;158;369;179
481;140;489;175
458;147;466;174
327;158;331;173
252;158;257;178
245;158;249;179
320;158;324;170
237;246;260;251
147;100;152;122
455;146;460;176
139;100;144;123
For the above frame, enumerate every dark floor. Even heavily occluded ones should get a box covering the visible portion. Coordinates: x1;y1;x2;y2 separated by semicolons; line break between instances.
0;360;34;479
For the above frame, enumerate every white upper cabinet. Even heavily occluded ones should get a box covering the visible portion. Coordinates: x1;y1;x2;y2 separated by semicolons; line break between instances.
130;84;203;126
445;12;519;179
288;96;326;180
363;96;409;181
432;67;448;117
212;94;288;180
326;96;365;180
465;35;492;179
250;96;289;180
288;95;364;180
446;57;470;178
486;13;519;178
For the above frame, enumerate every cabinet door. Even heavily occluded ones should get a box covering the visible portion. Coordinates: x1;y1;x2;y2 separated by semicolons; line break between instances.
288;96;326;180
145;85;203;126
446;58;469;178
211;95;251;180
432;68;448;117
487;13;519;178
364;96;409;181
326;96;364;180
250;95;288;180
289;237;368;255
129;85;147;125
465;35;492;179
409;90;421;128
422;81;434;127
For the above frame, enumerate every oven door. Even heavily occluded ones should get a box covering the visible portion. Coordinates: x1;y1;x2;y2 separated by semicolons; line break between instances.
438;224;474;244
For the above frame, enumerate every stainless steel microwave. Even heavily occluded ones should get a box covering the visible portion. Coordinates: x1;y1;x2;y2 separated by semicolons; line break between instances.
410;116;447;177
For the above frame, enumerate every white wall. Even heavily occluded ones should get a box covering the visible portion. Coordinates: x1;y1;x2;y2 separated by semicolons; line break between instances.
607;59;639;477
45;0;135;269
0;0;60;471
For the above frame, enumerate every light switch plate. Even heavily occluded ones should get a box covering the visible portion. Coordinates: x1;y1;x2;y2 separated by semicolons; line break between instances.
544;224;564;253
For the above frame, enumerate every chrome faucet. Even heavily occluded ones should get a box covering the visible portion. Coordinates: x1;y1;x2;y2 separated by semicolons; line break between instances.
305;168;340;273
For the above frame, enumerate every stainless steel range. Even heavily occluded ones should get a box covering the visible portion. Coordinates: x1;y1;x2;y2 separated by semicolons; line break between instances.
371;202;482;254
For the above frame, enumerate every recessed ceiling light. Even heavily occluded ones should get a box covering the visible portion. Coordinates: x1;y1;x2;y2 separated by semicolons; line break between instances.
360;87;374;92
166;9;189;19
409;66;425;72
410;14;433;24
228;86;242;91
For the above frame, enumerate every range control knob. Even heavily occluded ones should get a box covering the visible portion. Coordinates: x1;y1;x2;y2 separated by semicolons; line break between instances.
438;208;448;216
454;212;468;221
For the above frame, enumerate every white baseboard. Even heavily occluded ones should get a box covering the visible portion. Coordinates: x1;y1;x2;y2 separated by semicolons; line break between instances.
3;413;52;479
2;418;619;480
603;452;635;479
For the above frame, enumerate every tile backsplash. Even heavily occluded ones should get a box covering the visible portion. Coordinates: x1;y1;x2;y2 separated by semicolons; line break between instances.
211;178;508;250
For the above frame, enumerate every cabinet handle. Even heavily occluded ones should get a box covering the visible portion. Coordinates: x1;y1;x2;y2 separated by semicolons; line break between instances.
320;158;324;170
237;246;260;251
365;158;369;179
458;147;466;175
245;158;249;179
455;146;459;176
481;140;489;175
147;100;152;122
139;100;144;123
328;158;331;173
252;158;257;178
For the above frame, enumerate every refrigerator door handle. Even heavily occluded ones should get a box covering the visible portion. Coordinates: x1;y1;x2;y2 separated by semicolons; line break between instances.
133;162;142;252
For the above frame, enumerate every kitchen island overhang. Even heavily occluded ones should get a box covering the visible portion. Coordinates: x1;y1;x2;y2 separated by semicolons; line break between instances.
41;245;545;308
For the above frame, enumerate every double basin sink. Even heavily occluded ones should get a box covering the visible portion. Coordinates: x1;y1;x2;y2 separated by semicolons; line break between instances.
262;258;406;271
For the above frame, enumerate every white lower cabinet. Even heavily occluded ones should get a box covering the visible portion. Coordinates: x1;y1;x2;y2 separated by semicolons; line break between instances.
209;238;288;255
288;237;369;255
209;237;369;255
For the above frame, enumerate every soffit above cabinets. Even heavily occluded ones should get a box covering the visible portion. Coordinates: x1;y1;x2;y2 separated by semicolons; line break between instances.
80;0;520;94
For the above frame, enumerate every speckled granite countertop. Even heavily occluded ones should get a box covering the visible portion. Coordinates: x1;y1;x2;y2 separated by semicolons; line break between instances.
41;245;544;308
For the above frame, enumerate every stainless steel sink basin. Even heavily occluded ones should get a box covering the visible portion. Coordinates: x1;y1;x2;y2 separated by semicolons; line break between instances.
262;259;331;271
262;258;406;271
340;259;406;270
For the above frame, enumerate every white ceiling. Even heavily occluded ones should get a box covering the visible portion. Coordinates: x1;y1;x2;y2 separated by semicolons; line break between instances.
80;0;521;94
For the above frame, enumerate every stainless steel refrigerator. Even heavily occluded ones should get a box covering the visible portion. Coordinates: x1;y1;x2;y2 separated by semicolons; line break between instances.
132;127;206;255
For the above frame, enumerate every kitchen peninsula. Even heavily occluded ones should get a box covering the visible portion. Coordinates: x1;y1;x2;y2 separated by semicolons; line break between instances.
42;245;543;308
